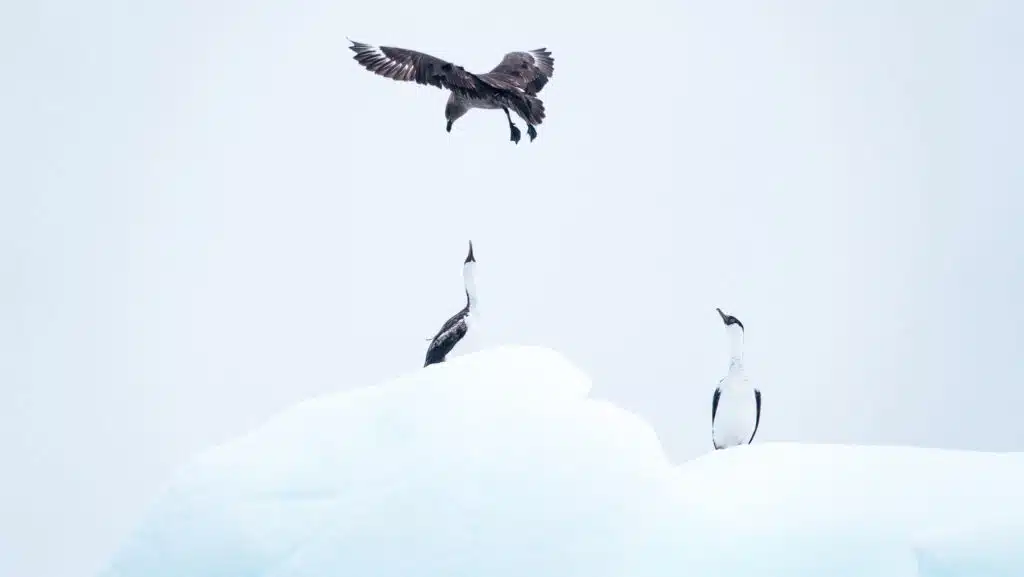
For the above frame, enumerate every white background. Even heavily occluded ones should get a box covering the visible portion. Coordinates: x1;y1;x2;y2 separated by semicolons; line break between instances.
2;1;1021;576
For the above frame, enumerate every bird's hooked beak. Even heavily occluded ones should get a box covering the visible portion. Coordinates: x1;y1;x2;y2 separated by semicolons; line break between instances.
716;308;728;323
446;119;453;133
465;240;475;263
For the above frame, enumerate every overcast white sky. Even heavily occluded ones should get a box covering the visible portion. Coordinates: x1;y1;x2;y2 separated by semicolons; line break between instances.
2;1;1022;576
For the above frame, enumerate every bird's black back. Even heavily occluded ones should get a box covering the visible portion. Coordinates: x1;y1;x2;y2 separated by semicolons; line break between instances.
423;304;470;367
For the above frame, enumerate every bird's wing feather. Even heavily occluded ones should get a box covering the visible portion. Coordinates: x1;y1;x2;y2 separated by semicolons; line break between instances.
430;305;468;342
712;387;721;422
711;386;723;450
748;389;762;444
424;313;468;366
349;40;495;99
483;49;555;94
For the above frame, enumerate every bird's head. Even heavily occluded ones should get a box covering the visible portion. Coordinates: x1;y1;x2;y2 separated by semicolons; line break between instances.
716;307;745;332
463;240;478;309
445;94;466;133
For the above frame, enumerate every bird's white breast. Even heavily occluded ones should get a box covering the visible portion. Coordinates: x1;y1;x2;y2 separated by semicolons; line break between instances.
712;373;758;449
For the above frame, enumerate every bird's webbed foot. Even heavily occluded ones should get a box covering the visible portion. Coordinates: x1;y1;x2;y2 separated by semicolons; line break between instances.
527;124;537;141
509;123;521;144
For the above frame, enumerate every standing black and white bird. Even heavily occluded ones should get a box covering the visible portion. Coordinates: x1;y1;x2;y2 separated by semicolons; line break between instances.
424;241;478;367
348;39;555;144
711;308;762;450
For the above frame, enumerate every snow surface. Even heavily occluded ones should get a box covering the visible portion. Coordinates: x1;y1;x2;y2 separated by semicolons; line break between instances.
100;345;1024;577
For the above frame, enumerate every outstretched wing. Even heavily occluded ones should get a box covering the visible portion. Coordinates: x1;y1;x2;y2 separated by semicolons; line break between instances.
349;40;495;100
484;49;555;94
748;389;762;444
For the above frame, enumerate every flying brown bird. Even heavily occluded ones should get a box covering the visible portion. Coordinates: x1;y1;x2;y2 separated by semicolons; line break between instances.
348;39;555;144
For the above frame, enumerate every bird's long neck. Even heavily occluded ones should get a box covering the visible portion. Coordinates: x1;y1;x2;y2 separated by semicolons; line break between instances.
463;261;477;310
726;324;744;371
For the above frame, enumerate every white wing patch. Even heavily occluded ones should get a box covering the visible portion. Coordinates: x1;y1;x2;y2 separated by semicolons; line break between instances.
430;312;468;350
364;44;415;78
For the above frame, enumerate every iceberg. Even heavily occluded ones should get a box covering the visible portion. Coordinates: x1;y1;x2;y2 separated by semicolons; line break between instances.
100;345;1024;577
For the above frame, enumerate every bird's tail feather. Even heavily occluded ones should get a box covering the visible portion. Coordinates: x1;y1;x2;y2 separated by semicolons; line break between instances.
515;95;545;126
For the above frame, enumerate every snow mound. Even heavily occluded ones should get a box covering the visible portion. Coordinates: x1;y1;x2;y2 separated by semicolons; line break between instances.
912;516;1024;576
100;345;1024;577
